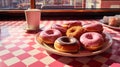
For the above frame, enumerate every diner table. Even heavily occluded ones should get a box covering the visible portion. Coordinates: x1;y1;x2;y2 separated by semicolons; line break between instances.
0;20;120;67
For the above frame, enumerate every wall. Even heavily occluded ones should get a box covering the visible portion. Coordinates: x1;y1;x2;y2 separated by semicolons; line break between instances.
101;0;120;8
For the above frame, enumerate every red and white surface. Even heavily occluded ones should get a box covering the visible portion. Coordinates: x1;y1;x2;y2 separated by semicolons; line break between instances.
0;20;120;67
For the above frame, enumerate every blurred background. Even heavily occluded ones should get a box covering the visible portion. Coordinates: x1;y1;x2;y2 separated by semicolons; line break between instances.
0;0;120;10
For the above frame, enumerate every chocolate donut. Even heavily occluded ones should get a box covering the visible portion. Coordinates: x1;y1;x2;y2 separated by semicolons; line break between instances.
54;36;80;53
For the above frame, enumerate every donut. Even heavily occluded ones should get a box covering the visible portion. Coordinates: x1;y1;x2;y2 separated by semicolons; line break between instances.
39;29;62;44
115;15;120;27
108;17;119;27
51;24;67;35
66;26;84;39
54;36;80;53
102;16;120;27
62;21;82;29
80;32;104;51
83;23;103;33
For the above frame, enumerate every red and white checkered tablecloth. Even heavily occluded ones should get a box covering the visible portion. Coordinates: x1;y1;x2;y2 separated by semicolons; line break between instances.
0;20;120;67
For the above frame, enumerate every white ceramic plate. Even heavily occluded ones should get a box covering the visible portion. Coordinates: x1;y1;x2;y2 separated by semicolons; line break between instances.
35;32;113;57
100;19;120;30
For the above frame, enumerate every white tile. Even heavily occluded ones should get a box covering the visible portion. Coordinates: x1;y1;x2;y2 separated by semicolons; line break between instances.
28;49;41;56
22;57;37;65
0;50;10;56
11;40;20;43
1;39;9;43
0;59;2;62
27;35;34;38
32;44;40;48
5;44;16;49
12;49;25;56
43;51;52;55
16;36;24;39
40;56;55;65
40;24;45;28
18;44;29;48
4;57;20;66
23;40;32;43
0;42;2;46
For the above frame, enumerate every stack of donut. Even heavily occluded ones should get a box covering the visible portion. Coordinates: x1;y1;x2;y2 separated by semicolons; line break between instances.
39;21;105;53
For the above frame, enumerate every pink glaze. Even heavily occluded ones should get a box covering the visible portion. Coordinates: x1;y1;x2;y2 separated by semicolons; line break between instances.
51;24;67;35
110;63;120;67
83;23;103;32
80;32;104;46
40;29;62;44
63;21;82;28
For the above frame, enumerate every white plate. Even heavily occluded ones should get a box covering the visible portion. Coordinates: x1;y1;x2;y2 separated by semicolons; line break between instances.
100;19;120;30
35;32;113;57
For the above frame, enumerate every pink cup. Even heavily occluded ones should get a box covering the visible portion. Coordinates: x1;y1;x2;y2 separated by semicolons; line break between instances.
25;9;41;30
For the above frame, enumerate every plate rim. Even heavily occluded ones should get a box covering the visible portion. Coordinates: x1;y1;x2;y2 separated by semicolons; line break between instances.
99;19;120;30
35;32;113;57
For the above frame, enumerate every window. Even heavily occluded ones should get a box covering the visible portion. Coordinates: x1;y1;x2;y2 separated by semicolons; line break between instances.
0;0;120;10
35;0;89;9
0;0;30;9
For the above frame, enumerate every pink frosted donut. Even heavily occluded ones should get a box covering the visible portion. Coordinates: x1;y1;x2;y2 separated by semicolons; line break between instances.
80;32;104;51
83;23;103;33
51;24;67;35
63;21;82;29
39;29;62;44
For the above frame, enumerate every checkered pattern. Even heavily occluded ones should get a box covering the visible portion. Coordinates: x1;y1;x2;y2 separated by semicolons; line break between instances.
0;20;120;67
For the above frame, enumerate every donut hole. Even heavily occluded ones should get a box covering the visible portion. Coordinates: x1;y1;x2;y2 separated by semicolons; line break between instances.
86;34;93;39
70;29;75;33
61;37;70;43
46;30;54;34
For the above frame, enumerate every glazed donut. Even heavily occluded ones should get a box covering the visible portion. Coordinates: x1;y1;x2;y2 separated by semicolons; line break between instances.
51;24;67;35
39;29;62;44
62;21;82;29
66;26;84;39
54;36;80;53
83;23;103;33
80;32;104;51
